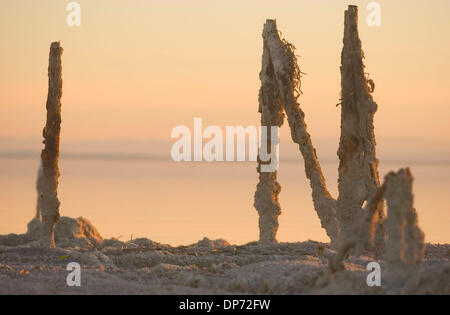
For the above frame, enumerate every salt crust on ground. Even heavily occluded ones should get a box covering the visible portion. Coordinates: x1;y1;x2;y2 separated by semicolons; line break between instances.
0;231;449;294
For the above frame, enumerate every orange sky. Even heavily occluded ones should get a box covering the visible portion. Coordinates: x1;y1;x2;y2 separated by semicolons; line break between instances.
1;0;449;144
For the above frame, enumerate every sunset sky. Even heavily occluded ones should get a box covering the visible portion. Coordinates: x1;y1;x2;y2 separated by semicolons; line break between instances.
1;0;449;144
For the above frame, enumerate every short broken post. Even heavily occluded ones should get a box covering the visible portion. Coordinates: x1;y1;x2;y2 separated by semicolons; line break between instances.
38;42;63;248
384;168;425;273
329;168;425;276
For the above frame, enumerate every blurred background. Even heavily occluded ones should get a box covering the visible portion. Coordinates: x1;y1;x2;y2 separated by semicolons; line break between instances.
1;0;449;245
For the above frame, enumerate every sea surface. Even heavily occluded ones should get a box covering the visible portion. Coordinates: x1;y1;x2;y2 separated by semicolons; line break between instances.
1;151;449;246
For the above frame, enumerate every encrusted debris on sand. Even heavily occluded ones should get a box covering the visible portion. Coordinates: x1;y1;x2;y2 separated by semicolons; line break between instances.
0;231;448;294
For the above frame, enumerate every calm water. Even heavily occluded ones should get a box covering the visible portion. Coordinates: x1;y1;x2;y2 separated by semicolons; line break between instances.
1;156;449;245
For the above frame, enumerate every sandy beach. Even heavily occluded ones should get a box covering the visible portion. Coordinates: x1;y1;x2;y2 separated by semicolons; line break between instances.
1;225;449;294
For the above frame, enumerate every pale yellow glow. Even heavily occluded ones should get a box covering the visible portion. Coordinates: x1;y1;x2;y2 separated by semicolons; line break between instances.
1;0;449;142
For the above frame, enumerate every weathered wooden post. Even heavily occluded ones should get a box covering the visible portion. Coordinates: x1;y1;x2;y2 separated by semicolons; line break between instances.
384;168;425;271
254;20;340;244
254;27;285;244
38;41;63;248
336;6;384;249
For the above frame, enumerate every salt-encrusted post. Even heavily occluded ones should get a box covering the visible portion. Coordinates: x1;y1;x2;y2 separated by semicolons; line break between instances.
260;20;340;243
38;42;63;248
329;168;425;275
384;168;425;271
254;32;285;244
336;6;384;246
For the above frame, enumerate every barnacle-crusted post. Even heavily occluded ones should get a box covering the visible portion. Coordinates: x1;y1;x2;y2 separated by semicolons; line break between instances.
260;19;339;243
336;6;384;248
38;41;63;248
254;23;285;244
263;20;339;242
329;168;425;275
384;168;425;271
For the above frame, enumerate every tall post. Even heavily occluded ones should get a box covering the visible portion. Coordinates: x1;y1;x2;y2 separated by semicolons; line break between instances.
336;6;384;247
38;42;63;248
260;20;340;243
254;31;285;244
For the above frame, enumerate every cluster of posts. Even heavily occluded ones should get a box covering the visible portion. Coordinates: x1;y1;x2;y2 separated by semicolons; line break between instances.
35;6;424;277
254;6;425;274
